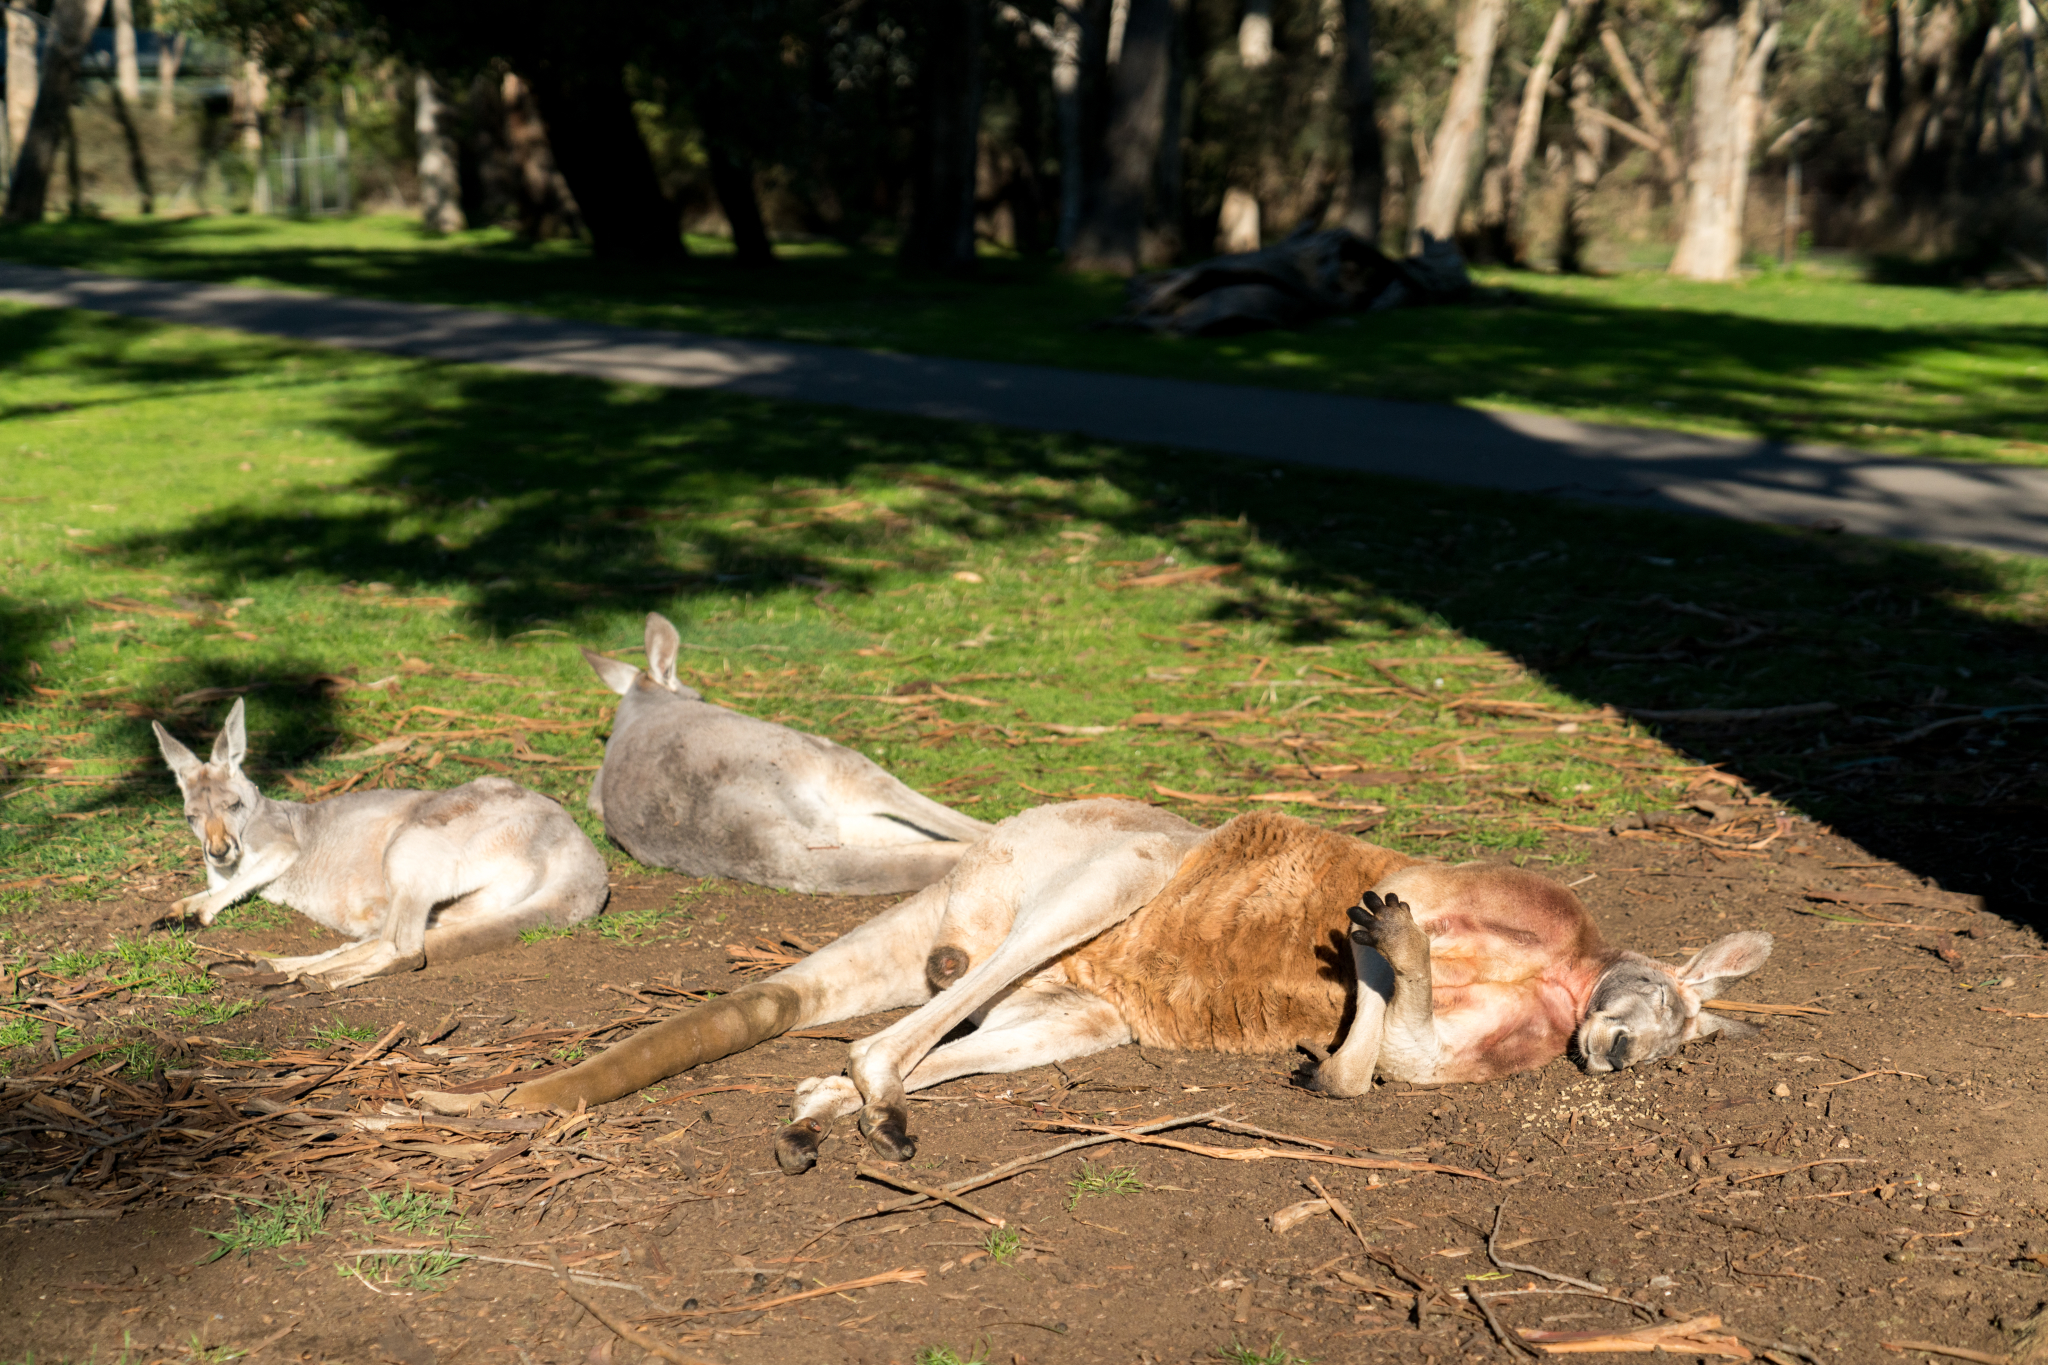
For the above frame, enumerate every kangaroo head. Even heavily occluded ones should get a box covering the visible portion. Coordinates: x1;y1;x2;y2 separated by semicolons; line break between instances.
153;698;261;872
581;613;702;700
1576;931;1773;1072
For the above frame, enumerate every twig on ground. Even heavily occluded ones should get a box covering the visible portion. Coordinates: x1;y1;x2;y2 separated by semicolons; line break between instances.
1486;1199;1611;1294
790;1106;1234;1254
1879;1343;2012;1365
1023;1117;1493;1179
347;1248;646;1294
855;1163;1006;1227
1819;1069;1927;1088
1461;1204;1538;1358
645;1268;926;1320
1733;1334;1820;1364
546;1250;716;1365
1729;1158;1871;1184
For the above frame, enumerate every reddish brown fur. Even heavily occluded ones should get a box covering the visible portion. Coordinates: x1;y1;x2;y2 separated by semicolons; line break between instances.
1063;813;1417;1053
1063;812;1620;1079
1381;862;1619;1080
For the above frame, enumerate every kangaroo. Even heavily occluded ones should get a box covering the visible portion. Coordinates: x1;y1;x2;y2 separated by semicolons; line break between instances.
435;804;1768;1169
154;699;609;990
582;613;990;894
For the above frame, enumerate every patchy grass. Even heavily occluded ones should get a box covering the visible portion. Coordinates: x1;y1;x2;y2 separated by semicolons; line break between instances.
1218;1336;1316;1365
981;1226;1024;1265
308;1020;377;1047
355;1186;467;1238
201;1187;330;1262
1;214;2044;465
0;293;2044;1075
1067;1161;1144;1209
911;1347;989;1365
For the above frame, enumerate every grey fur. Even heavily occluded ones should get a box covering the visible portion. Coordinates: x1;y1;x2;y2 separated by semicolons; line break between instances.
584;614;991;894
153;699;609;989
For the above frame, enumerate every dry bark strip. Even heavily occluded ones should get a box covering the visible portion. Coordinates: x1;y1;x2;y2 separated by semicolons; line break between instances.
1879;1345;2013;1365
1026;1118;1494;1179
641;1268;927;1322
854;1163;1007;1227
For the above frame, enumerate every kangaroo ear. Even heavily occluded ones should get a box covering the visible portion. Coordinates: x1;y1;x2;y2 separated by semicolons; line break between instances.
1677;931;1773;1000
153;721;201;783
644;613;682;692
1690;1010;1763;1042
210;698;248;771
583;648;642;697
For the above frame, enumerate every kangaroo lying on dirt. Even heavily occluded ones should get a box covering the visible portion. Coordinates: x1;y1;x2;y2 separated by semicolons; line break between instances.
583;613;990;894
155;700;609;989
454;803;1768;1169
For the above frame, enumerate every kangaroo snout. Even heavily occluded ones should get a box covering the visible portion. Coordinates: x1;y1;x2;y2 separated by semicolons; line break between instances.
203;818;239;866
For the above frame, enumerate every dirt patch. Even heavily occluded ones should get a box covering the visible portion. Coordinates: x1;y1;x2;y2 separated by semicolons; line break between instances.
3;822;2045;1365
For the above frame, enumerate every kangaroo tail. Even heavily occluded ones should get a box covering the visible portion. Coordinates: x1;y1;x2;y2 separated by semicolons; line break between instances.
506;982;802;1111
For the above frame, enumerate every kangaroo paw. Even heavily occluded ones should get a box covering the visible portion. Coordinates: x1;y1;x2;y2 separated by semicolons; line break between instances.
925;945;971;992
1350;892;1428;975
857;1104;916;1163
775;1119;827;1175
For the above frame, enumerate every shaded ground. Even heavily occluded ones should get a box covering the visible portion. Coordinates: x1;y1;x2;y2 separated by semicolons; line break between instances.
2;809;2044;1365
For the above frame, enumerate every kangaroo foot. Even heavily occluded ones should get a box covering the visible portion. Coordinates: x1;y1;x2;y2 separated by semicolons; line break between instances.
775;1118;827;1175
857;1104;916;1163
1349;892;1428;976
925;945;971;992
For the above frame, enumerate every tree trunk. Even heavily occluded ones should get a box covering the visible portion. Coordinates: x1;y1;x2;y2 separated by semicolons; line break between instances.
500;71;580;241
4;0;109;224
1669;0;1780;280
1052;0;1087;250
112;0;140;105
1408;0;1506;251
901;0;987;271
1068;0;1175;272
520;57;684;263
5;6;38;172
232;56;271;213
1239;0;1273;68
1337;0;1387;240
1599;27;1684;187
706;142;773;267
1505;0;1577;239
158;32;185;123
109;77;153;213
415;73;465;233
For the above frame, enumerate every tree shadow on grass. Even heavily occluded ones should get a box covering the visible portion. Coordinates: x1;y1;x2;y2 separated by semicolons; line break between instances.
56;361;2040;934
5;217;2045;458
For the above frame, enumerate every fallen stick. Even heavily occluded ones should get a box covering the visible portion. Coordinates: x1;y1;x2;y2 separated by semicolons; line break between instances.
1979;1007;2048;1020
1880;1343;2012;1365
1023;1118;1492;1180
1487;1199;1611;1295
546;1251;717;1365
790;1106;1234;1253
347;1247;644;1293
855;1163;1006;1227
645;1267;927;1320
1701;1001;1833;1017
264;1020;408;1102
1518;1313;1752;1358
1729;1158;1870;1185
1819;1069;1926;1088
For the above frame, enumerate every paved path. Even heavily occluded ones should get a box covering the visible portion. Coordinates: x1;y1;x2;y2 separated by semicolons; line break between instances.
5;259;2045;558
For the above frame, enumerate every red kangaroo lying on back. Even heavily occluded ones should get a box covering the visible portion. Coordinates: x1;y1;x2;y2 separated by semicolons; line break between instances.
425;804;1770;1170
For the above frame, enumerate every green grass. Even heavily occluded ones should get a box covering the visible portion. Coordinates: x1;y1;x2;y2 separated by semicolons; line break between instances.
0;299;2044;976
309;1020;377;1047
356;1185;467;1237
911;1347;989;1365
200;1187;330;1261
1067;1161;1144;1210
169;996;263;1025
517;924;576;945
1219;1336;1315;1365
1;214;2045;465
981;1226;1023;1265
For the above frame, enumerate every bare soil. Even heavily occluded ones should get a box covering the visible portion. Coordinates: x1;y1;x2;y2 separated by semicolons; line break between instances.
4;817;2046;1365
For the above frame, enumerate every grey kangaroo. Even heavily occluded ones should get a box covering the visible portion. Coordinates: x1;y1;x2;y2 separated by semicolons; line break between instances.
154;699;609;989
584;613;990;894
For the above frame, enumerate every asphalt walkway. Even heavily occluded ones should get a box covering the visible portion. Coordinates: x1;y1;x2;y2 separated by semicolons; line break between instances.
4;259;2044;558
